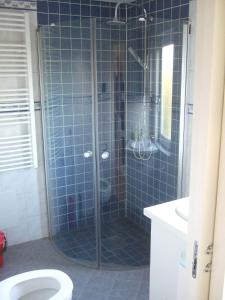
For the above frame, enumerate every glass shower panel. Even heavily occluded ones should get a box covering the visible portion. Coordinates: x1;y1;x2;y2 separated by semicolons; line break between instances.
96;18;150;268
39;19;98;267
96;19;126;267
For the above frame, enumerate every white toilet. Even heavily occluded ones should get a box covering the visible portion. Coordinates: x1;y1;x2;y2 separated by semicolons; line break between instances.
0;269;73;300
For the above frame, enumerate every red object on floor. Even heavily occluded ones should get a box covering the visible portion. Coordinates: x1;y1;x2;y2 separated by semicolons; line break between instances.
0;231;6;267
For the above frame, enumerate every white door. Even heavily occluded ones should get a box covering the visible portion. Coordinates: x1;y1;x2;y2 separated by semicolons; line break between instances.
184;0;225;299
209;87;225;300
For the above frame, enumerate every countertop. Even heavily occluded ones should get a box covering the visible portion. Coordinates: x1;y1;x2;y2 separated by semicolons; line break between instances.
144;198;189;238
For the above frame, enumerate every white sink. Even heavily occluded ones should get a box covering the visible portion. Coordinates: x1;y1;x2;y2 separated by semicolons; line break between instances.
175;198;189;222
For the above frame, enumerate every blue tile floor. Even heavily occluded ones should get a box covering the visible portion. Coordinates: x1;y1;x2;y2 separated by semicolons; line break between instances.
0;238;149;300
54;217;150;268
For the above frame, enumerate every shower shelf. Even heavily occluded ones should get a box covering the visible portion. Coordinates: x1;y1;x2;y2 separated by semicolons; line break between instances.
126;140;158;154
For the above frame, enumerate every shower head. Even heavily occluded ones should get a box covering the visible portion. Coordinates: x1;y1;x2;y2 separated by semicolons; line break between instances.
108;2;149;27
107;17;126;26
107;2;126;26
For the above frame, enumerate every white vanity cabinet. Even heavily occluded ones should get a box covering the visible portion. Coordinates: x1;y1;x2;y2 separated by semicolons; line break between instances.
144;198;188;300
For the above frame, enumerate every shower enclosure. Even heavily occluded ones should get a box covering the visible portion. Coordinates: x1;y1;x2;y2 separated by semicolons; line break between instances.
38;0;189;269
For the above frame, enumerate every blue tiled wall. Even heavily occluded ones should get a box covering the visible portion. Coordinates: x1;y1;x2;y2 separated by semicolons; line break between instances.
38;0;126;234
37;0;123;25
126;0;189;230
40;20;95;233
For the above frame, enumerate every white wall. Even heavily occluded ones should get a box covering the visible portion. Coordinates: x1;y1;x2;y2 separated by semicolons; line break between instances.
0;116;48;246
0;11;48;246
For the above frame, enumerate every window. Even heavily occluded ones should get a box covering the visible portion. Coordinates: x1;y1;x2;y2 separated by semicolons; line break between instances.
160;44;174;141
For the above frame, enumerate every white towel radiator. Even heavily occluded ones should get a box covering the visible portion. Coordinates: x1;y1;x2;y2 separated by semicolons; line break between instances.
0;9;38;172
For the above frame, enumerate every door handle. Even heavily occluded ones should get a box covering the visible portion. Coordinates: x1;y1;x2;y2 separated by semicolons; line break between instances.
101;151;109;160
84;151;93;158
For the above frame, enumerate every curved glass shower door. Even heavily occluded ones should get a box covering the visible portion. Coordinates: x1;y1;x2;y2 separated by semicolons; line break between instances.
39;7;189;268
39;17;150;268
39;19;99;268
95;18;150;267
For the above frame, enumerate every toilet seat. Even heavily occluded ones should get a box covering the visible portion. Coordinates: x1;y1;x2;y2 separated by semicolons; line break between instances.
0;269;73;300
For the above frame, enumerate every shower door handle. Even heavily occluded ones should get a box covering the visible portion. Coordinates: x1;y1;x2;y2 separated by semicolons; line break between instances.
101;151;110;160
84;151;93;158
